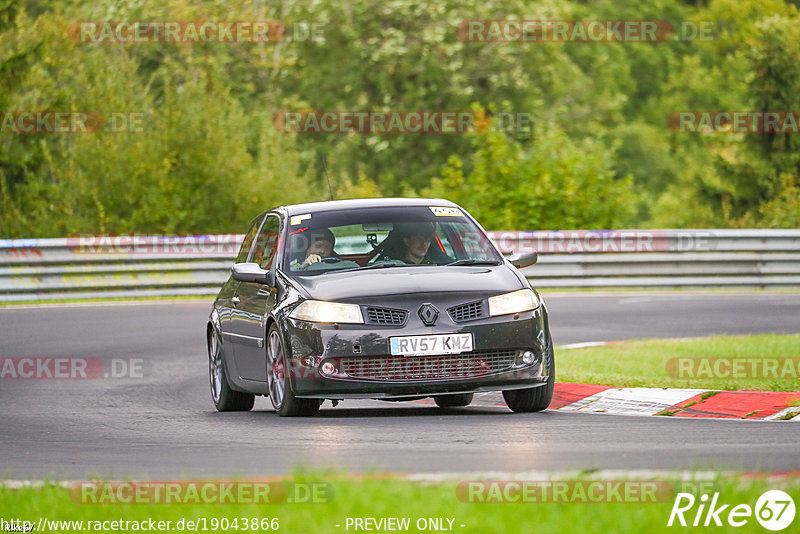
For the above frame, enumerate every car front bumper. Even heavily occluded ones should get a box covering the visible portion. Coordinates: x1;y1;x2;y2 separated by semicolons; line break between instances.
283;306;551;399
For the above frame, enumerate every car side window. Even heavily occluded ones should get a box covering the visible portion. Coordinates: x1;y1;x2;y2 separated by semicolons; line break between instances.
251;215;281;270
236;215;266;264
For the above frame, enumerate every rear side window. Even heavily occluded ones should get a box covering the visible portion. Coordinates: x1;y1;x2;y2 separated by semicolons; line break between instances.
250;215;281;269
236;215;266;263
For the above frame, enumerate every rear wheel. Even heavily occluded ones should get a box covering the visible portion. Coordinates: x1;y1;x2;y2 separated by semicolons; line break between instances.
208;328;255;412
503;342;555;413
267;325;320;417
433;393;474;408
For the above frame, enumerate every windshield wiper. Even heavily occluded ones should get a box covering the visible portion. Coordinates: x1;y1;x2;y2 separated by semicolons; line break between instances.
444;259;502;266
322;261;407;274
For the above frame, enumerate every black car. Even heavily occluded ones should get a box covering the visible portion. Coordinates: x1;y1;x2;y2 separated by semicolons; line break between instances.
207;198;553;416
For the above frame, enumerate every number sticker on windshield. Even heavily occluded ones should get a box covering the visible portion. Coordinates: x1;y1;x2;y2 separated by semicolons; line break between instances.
429;207;463;217
290;213;312;225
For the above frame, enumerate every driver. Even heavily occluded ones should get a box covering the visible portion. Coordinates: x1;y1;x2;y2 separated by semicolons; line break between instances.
381;222;437;265
293;228;336;269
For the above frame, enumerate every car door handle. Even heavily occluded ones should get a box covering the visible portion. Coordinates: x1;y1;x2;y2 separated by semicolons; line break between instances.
232;296;241;305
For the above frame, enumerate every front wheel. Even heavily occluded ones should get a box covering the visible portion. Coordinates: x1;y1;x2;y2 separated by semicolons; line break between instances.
502;342;555;413
208;328;254;412
267;325;320;417
433;393;474;408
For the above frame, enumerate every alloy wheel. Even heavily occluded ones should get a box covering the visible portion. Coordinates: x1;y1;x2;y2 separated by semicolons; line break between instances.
267;330;286;408
208;330;223;404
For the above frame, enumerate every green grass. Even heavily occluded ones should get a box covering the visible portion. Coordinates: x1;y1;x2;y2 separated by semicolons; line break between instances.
1;473;798;534
557;334;800;392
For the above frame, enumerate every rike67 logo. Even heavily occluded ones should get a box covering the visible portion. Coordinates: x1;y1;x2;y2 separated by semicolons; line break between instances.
668;490;795;531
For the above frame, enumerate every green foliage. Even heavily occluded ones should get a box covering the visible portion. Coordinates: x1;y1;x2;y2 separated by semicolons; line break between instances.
424;120;634;229
648;0;800;228
0;2;317;236
1;0;798;236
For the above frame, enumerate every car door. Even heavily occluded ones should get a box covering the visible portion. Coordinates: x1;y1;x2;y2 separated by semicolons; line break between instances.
230;213;282;382
219;214;266;354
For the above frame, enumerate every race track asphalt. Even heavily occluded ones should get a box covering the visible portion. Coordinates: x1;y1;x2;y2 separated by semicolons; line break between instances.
1;292;799;479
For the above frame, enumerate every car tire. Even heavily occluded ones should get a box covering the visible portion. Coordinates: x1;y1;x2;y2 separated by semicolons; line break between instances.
502;340;555;413
267;325;321;417
208;328;255;412
433;393;474;408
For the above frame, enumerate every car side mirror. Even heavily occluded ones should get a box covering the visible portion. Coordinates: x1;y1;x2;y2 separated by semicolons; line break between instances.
508;251;538;269
232;262;273;284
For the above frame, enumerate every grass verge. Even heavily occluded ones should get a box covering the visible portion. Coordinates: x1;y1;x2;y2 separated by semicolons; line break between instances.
1;473;798;534
557;334;800;392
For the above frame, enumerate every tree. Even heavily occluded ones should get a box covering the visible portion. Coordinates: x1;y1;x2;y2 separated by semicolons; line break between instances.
424;120;635;229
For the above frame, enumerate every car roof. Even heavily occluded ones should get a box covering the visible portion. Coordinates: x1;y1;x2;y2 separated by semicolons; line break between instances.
273;197;459;216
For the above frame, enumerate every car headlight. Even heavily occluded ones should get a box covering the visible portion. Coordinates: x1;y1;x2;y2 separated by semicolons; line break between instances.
289;300;364;324
488;289;540;317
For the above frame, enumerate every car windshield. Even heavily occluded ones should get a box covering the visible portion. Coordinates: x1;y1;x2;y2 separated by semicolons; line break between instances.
283;205;503;275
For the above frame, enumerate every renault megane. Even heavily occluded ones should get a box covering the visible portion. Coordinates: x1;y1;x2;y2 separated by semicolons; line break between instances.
206;198;552;416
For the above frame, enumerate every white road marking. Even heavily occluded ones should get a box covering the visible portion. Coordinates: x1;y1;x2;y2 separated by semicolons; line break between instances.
559;341;610;350
764;407;800;421
558;387;706;416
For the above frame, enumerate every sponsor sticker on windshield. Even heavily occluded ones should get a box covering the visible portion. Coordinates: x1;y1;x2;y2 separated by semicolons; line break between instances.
429;206;463;217
290;213;312;225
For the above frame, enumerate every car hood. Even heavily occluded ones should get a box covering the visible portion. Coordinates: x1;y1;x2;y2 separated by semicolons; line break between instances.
288;265;526;302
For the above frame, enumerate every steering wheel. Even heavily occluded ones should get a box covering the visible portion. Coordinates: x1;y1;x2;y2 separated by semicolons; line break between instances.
320;257;342;264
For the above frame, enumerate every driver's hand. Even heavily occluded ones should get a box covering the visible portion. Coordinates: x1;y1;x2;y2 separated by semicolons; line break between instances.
302;254;322;267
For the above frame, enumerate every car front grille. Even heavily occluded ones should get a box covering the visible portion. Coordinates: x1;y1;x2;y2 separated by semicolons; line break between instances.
448;301;485;322
365;307;408;325
336;349;517;381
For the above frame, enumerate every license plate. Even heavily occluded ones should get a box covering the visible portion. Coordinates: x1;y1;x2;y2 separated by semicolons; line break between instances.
389;333;474;356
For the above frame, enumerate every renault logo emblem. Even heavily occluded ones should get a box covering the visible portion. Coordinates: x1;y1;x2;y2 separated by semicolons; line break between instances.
418;303;439;326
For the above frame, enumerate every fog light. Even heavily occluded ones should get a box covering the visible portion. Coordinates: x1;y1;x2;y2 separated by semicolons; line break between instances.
320;360;337;376
521;351;536;365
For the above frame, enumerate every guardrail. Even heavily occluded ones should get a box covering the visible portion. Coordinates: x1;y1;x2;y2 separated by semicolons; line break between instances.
1;230;798;301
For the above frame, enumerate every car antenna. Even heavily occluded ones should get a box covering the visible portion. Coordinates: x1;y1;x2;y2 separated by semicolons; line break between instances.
322;156;334;201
